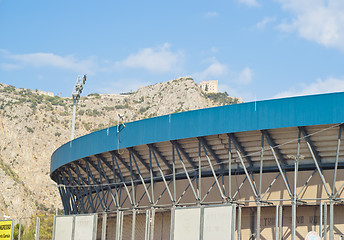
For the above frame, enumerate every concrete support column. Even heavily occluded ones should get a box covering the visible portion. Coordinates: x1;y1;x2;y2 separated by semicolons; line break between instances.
132;210;136;240
236;205;241;240
291;199;296;240
256;203;261;240
320;202;323;238
279;205;283;239
330;200;334;240
101;213;107;240
324;203;328;240
275;206;279;240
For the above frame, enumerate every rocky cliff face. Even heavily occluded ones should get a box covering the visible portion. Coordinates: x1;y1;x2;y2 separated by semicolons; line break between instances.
0;77;241;220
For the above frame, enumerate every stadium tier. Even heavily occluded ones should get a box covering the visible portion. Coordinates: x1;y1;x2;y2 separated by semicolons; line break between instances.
50;92;344;239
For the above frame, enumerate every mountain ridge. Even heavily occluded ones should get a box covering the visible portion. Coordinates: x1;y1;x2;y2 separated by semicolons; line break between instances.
0;77;241;220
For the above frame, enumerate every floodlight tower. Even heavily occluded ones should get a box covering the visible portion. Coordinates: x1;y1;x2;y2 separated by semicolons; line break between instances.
71;74;86;140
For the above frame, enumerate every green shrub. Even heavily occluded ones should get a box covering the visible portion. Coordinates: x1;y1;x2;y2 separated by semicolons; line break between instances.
139;106;150;113
205;92;239;105
115;103;131;109
87;93;100;98
25;126;34;133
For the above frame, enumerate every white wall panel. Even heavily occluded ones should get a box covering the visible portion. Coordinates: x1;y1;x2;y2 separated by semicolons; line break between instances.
74;214;97;240
53;216;74;240
173;208;200;240
203;206;232;240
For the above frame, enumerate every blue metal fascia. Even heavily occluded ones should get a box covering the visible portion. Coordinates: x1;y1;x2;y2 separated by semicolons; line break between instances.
50;92;344;175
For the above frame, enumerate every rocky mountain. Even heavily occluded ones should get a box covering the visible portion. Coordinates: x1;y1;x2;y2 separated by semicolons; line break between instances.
0;77;241;220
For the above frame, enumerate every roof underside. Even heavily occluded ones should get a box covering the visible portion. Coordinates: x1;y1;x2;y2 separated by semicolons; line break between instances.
51;124;344;185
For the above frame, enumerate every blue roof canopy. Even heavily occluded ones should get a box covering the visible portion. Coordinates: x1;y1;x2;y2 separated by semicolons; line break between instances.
50;92;344;175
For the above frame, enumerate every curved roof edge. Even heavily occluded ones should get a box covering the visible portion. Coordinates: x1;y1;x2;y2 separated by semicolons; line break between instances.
50;92;344;175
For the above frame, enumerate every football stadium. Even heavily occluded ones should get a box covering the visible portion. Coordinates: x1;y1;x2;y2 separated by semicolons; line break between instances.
50;92;344;239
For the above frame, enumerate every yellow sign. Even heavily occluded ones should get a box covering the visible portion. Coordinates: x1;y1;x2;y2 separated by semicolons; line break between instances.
0;220;12;240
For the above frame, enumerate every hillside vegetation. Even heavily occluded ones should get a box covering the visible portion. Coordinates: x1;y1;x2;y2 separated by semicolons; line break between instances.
0;77;241;222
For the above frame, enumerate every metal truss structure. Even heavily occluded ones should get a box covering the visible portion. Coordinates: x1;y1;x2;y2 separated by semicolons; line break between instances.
50;92;344;239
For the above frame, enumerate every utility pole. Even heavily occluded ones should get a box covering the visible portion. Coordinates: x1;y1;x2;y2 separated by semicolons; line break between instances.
71;74;86;140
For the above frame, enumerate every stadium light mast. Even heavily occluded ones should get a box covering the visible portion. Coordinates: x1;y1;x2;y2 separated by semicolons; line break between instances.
71;74;86;140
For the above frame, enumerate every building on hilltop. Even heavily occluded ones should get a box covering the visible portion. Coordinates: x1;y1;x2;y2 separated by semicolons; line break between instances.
199;80;218;93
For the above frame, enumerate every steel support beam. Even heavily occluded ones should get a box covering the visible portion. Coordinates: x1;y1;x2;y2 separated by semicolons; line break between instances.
112;153;133;206
63;167;86;213
175;145;199;201
332;125;343;195
96;156;118;209
170;140;197;169
129;151;136;206
198;141;202;203
200;140;227;201
176;176;197;204
257;133;264;240
292;131;301;240
112;151;140;180
148;143;173;172
320;202;323;238
154;180;172;205
130;151;152;204
198;136;225;170
201;175;221;203
261;130;288;165
324;203;328;240
86;157;115;210
301;128;331;197
299;126;322;163
73;162;97;211
149;148;155;205
172;144;176;203
151;149;174;202
228;138;232;200
266;137;293;198
56;174;70;215
128;147;152;174
232;141;258;198
330;200;334;240
228;133;253;167
237;205;241;240
60;172;77;214
83;159;106;211
96;154;121;182
70;164;96;212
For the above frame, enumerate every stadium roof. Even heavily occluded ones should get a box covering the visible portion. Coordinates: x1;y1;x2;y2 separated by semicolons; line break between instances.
50;92;344;183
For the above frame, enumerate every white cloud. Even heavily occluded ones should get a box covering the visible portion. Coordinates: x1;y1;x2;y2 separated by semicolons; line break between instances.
0;63;22;71
274;77;344;98
114;43;183;73
237;67;253;85
193;59;228;81
276;0;344;50
205;12;219;18
238;0;260;7
256;17;276;30
1;50;97;73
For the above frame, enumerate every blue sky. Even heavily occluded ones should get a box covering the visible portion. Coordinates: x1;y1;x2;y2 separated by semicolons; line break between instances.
0;0;343;101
